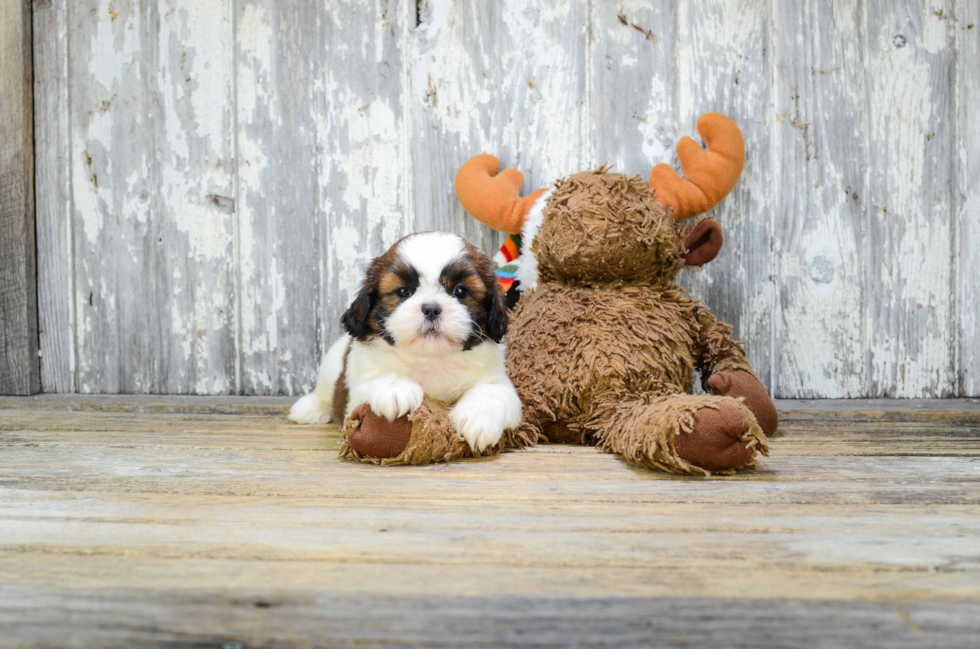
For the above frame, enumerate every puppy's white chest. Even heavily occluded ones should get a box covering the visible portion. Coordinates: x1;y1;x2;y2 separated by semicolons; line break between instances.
407;362;455;385
350;339;503;407
405;358;476;402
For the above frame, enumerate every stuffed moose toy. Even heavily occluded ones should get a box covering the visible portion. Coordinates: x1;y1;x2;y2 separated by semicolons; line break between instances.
342;113;777;475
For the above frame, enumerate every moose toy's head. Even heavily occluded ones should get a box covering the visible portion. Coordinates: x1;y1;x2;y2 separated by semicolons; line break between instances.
455;113;745;288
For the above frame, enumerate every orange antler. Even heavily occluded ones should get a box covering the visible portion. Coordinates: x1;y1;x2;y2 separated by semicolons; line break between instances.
649;113;745;221
455;154;546;234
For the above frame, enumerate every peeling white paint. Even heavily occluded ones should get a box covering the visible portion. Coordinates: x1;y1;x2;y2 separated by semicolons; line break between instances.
339;99;404;244
89;1;139;93
73;108;115;245
411;0;494;154
637;85;672;165
236;1;325;395
174;1;233;141
770;0;868;398
331;226;369;298
313;0;415;373
500;0;583;179
957;0;980;396
675;0;773;393
866;2;954;397
234;2;276;373
173;198;234;261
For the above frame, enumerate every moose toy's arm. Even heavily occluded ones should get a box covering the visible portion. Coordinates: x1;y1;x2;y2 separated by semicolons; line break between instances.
694;307;778;436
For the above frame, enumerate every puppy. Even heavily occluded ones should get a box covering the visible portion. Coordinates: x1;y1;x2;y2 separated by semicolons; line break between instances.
289;232;522;453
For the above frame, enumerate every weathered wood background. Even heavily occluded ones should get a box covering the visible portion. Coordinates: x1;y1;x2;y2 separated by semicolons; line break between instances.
1;0;39;395
30;0;979;398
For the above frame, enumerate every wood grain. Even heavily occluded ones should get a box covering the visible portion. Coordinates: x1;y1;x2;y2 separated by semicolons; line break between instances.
494;0;590;205
2;588;976;649
3;393;980;421
772;0;869;398
32;0;74;393
316;0;415;366
235;0;319;395
0;398;979;646
410;0;507;253
410;0;588;255
0;0;39;395
68;0;238;394
673;0;775;393
591;1;675;194
956;0;979;396
865;1;956;397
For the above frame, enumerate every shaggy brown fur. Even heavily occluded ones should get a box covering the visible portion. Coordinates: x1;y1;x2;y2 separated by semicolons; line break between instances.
507;168;773;475
340;397;535;466
534;169;685;285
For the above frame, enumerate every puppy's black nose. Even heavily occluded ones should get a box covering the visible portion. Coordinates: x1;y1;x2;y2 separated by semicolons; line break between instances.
421;303;442;321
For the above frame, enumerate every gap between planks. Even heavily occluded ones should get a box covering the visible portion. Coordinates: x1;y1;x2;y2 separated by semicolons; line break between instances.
3;395;980;421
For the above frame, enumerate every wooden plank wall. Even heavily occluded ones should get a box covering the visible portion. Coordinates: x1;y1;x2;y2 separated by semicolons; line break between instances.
29;0;979;398
1;0;39;395
957;0;979;397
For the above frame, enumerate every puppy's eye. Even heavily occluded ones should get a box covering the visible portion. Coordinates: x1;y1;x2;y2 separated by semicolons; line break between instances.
452;286;467;299
395;287;412;299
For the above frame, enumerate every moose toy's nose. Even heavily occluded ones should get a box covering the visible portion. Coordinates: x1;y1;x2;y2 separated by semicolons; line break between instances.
422;303;442;321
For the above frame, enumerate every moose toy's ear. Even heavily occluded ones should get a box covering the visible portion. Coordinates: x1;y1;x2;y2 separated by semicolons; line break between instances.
682;219;724;267
455;154;546;235
649;112;745;221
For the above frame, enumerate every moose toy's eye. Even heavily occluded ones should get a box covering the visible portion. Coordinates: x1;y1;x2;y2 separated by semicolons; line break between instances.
452;286;467;299
396;287;412;299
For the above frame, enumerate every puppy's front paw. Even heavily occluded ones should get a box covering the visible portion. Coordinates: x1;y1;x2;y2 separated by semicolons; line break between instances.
368;377;424;421
288;393;332;424
452;413;503;453
450;386;520;453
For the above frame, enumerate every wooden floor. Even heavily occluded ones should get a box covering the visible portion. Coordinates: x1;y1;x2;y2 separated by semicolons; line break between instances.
1;397;979;648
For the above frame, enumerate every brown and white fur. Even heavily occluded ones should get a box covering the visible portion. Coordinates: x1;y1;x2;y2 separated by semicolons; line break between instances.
288;232;521;453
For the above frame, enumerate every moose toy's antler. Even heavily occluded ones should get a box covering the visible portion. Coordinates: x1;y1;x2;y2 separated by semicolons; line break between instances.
649;113;745;221
455;154;547;234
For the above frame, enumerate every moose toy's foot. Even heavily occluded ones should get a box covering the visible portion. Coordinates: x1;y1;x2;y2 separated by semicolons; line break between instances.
341;398;533;466
707;370;778;436
674;401;760;472
591;392;769;475
344;403;413;459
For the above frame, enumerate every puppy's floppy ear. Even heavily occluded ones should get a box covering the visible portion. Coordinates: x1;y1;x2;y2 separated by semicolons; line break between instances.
504;280;522;310
341;283;376;339
483;277;508;343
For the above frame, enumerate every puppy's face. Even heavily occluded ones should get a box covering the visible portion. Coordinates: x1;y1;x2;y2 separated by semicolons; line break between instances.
341;232;507;355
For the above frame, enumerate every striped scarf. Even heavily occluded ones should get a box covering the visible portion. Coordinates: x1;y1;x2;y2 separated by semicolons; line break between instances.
492;234;522;292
